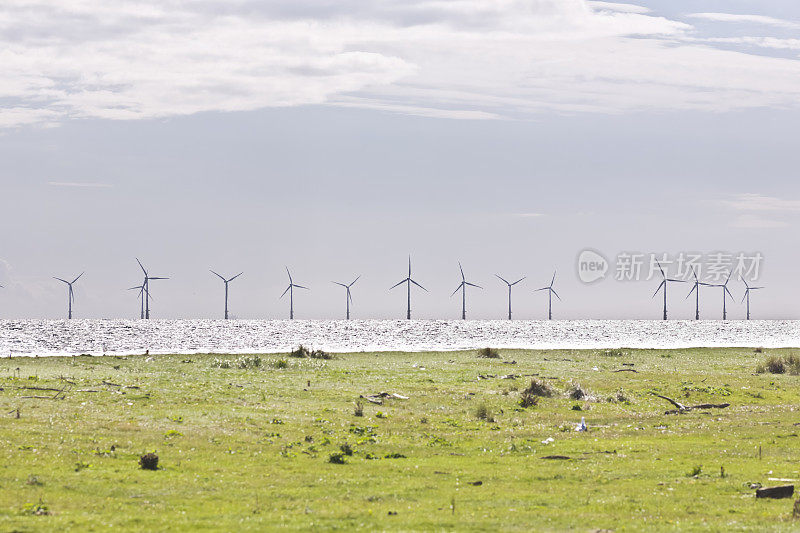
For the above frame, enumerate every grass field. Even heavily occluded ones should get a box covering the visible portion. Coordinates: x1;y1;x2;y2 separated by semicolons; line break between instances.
1;347;799;531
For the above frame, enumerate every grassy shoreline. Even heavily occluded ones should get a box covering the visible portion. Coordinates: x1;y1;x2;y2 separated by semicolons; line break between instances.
1;347;799;531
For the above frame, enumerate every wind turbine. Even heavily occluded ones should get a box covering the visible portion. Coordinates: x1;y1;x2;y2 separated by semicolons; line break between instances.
710;273;734;321
390;256;426;320
128;283;147;319
652;260;685;320
741;277;763;320
210;270;243;320
136;258;168;319
451;262;481;320
685;267;711;320
535;271;561;320
495;274;525;320
53;272;84;319
281;267;308;319
332;276;360;320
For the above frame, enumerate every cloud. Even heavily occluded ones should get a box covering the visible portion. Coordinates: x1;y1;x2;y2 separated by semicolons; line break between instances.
3;1;800;126
48;181;113;188
721;193;800;212
730;214;789;229
699;37;800;52
687;13;800;29
588;2;650;15
513;213;546;218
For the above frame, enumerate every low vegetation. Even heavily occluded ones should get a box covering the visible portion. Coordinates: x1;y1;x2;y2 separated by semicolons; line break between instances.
1;347;799;530
756;353;800;375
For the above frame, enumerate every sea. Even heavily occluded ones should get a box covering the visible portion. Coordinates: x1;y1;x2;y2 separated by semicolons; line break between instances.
1;319;798;357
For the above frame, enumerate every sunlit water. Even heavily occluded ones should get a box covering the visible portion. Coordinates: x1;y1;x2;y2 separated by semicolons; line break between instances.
0;319;798;357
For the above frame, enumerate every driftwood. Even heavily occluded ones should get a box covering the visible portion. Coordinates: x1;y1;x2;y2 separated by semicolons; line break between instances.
613;368;639;373
651;393;730;414
101;380;121;387
360;392;409;405
19;386;63;392
541;455;571;460
756;485;794;499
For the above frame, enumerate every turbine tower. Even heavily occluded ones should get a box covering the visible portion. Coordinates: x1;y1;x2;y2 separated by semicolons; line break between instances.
652;260;685;320
136;258;168;319
128;283;147;319
495;274;525;320
451;262;482;320
54;272;84;319
281;267;308;320
333;276;360;320
535;271;561;320
390;256;426;320
741;277;763;321
710;273;734;321
685;267;710;320
211;270;243;320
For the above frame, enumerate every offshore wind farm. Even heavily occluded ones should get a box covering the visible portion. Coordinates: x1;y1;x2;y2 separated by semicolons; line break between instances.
3;1;800;529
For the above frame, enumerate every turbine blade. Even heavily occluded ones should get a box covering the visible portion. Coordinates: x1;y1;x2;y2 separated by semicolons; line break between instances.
54;277;69;284
465;282;482;289
285;266;292;284
280;285;291;298
741;291;747;303
210;270;226;281
333;282;348;288
389;279;407;290
550;271;556;287
294;284;309;290
511;277;526;286
149;277;169;280
459;262;465;281
535;287;548;292
551;288;562;301
656;260;665;279
136;258;146;275
725;286;734;298
410;279;427;291
228;272;244;282
72;272;84;284
495;274;509;285
451;284;463;297
652;281;665;298
686;284;696;299
349;275;361;287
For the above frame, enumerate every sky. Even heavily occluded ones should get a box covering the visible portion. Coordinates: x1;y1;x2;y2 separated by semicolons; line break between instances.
1;0;799;320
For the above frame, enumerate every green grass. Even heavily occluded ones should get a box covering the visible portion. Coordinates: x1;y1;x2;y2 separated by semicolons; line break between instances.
1;347;800;531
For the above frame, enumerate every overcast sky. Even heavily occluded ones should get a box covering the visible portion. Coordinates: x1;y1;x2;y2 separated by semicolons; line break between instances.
1;0;799;320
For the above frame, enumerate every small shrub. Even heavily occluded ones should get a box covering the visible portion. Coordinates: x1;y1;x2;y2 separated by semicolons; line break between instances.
523;379;553;398
26;475;43;486
340;443;354;456
271;358;289;369
384;452;406;459
477;348;500;359
757;354;800;375
354;400;364;417
289;345;334;359
164;430;183;438
376;411;387;419
519;391;539;408
475;403;495;422
601;349;625;357
74;461;91;472
568;384;586;400
21;498;49;516
328;452;346;464
688;464;702;477
139;452;159;470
